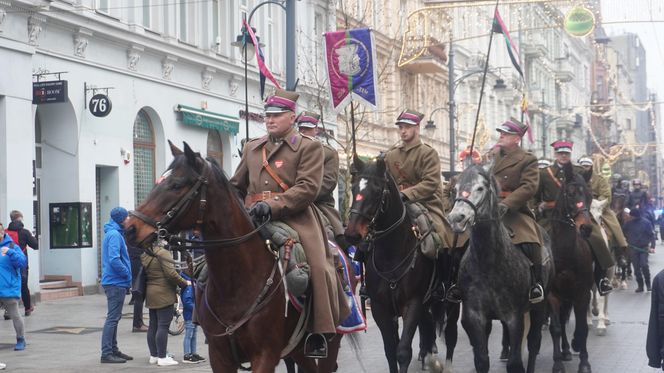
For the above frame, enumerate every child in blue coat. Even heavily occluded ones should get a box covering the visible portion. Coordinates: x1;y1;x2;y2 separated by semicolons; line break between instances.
0;223;27;351
181;271;206;363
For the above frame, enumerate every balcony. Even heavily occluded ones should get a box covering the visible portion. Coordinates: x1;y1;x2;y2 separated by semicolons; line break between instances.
523;35;546;58
554;59;575;82
400;37;448;74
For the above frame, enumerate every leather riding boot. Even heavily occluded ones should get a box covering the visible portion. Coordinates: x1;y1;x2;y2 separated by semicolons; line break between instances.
445;284;462;304
529;264;544;304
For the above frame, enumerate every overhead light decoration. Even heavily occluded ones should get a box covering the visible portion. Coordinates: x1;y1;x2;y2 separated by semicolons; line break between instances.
564;5;596;38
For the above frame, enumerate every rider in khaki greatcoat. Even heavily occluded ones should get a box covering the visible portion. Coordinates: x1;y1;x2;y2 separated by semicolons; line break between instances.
384;110;453;299
577;156;628;250
535;141;614;295
230;89;349;358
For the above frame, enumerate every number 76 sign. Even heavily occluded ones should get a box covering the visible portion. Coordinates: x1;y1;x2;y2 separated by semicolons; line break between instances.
89;93;112;117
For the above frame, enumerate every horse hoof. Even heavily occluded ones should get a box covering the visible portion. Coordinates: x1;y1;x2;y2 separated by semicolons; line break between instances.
578;363;592;373
424;354;444;373
553;361;566;373
499;347;509;361
620;281;628;290
596;327;606;336
604;318;611;325
562;351;573;361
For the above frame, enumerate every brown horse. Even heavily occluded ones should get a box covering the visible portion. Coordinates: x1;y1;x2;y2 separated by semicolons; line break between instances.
547;162;595;373
125;141;351;373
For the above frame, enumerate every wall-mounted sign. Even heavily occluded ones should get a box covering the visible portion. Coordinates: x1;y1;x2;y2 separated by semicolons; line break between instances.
89;93;112;117
33;80;68;104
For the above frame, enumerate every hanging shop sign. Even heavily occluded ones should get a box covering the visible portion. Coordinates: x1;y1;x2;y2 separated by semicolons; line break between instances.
32;80;68;104
89;93;112;117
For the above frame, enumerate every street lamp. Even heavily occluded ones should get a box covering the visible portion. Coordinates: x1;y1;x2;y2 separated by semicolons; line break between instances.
233;0;295;142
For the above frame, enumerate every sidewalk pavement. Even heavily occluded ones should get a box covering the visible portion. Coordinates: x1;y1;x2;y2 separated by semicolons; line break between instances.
0;294;211;372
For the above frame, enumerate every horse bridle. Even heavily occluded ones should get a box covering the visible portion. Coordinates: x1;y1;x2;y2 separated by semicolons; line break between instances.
349;174;406;242
129;158;269;250
555;181;589;227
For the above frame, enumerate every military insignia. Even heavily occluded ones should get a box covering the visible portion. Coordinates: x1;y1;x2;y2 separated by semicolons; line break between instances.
461;190;470;198
355;194;364;201
275;160;284;168
290;136;297;144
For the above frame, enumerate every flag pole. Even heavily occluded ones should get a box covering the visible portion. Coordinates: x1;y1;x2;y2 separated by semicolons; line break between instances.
468;0;500;164
350;97;357;159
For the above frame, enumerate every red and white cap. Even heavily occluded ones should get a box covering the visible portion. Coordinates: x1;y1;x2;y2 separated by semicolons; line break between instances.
551;140;573;153
264;89;299;114
296;111;320;129
496;119;528;137
395;109;425;126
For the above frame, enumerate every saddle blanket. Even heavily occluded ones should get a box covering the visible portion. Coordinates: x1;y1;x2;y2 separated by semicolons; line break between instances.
288;241;366;334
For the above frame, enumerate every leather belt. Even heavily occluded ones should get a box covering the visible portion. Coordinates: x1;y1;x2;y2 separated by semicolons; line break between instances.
245;191;283;205
498;191;512;198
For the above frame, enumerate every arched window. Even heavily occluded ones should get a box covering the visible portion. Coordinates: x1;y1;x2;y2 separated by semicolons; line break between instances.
133;110;155;206
206;129;223;166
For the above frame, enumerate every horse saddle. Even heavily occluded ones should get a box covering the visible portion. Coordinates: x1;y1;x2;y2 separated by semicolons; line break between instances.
406;202;441;259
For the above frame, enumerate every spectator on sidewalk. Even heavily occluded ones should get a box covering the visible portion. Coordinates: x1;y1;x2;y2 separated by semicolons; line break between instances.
647;268;664;369
127;241;148;332
143;242;189;366
623;208;656;292
6;210;39;317
657;212;664;242
100;207;133;364
0;222;27;351
180;271;205;364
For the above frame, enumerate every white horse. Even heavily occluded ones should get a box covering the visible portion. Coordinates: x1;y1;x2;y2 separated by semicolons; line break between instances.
587;198;614;336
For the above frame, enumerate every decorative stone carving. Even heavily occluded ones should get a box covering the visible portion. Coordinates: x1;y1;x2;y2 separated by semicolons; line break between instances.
127;44;144;71
229;75;242;97
28;16;44;46
0;7;7;33
201;67;215;90
73;29;92;58
162;55;177;80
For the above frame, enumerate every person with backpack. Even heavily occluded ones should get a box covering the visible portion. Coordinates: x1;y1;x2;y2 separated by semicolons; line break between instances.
6;210;39;316
0;222;28;351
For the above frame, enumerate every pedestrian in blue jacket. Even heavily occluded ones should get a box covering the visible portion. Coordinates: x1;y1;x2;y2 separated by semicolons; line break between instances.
623;208;656;292
0;222;27;351
100;207;133;364
181;271;206;363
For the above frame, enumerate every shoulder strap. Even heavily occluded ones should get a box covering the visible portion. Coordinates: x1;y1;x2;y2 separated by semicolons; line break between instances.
546;167;562;188
262;146;290;192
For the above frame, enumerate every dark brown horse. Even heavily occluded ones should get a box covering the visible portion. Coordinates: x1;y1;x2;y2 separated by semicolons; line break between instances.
345;156;441;373
125;141;349;373
547;162;595;373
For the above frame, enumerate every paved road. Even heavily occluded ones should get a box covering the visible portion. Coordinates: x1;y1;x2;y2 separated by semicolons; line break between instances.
1;243;663;372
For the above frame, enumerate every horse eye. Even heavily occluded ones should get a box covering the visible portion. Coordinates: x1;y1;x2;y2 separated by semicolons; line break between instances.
477;187;484;192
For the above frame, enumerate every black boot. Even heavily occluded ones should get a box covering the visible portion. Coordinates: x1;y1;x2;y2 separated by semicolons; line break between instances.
529;264;544;304
445;284;462;303
431;282;446;302
304;333;328;359
646;276;652;292
636;279;644;293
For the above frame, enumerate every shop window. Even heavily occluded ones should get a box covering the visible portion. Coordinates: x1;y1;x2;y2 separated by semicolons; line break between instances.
133;110;155;206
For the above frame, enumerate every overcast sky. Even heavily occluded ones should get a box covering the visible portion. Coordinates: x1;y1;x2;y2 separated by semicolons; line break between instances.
601;0;664;108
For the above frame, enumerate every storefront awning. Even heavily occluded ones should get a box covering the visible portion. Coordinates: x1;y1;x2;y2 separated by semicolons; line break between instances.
175;105;239;135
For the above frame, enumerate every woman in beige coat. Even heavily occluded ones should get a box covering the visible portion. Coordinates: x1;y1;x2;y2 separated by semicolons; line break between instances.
141;244;189;366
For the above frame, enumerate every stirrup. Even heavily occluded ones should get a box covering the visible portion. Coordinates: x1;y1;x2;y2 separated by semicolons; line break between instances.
598;278;613;296
304;333;328;359
359;284;368;299
445;284;462;304
529;284;544;304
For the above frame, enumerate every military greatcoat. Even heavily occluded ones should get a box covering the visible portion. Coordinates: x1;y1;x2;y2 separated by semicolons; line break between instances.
491;147;542;245
589;173;628;248
385;140;453;249
315;143;344;238
230;128;349;334
535;163;615;270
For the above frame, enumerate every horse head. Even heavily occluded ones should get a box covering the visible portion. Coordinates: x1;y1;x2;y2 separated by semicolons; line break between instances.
344;155;402;245
555;162;593;231
125;141;245;248
447;163;500;233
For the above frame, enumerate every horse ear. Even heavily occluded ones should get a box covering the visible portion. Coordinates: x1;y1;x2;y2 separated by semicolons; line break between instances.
376;156;386;175
352;155;365;173
481;157;495;174
169;140;183;156
183;142;197;166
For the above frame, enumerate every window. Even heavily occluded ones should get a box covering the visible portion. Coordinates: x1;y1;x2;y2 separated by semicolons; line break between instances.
213;0;220;48
97;0;120;18
179;0;197;44
133;110;155;206
206;130;224;166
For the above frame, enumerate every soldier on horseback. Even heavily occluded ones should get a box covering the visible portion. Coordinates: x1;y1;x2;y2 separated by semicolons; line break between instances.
628;179;650;210
383;109;452;300
230;89;350;358
577;156;628;252
535;141;614;295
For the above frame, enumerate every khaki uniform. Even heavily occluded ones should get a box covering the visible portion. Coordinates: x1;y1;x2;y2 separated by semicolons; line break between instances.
230;128;349;334
535;163;615;270
385;140;453;249
491;147;543;245
315;143;344;238
589;173;628;248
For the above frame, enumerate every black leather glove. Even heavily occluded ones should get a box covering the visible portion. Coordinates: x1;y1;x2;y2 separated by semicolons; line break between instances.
498;203;509;218
249;201;271;225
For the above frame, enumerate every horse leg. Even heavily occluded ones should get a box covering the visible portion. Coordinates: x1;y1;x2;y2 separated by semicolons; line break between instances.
317;334;342;373
207;337;241;373
500;321;510;361
372;303;400;373
505;315;526;373
443;302;460;373
526;306;546;373
560;302;573;359
548;296;566;373
462;312;490;373
417;308;437;370
595;292;607;335
283;357;297;373
396;301;426;373
572;298;591;373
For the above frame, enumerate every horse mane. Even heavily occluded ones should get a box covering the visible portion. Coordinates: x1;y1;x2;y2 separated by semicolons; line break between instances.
202;156;253;222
